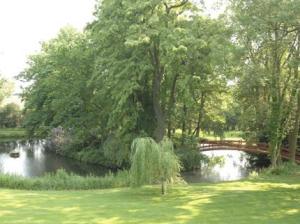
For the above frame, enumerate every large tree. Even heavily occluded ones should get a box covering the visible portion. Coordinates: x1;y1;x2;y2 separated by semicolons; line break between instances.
89;0;197;142
20;0;235;168
230;0;300;166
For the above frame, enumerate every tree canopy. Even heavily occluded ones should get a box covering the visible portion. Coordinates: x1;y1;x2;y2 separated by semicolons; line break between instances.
20;0;300;168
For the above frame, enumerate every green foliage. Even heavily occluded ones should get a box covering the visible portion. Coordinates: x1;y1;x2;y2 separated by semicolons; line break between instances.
176;147;209;171
0;77;13;105
21;0;300;170
20;27;95;137
19;1;235;169
259;162;300;177
130;137;181;194
0;169;131;190
0;103;22;128
230;0;300;165
172;136;209;171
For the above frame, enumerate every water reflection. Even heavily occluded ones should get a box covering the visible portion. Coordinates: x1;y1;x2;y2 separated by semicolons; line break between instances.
182;150;254;183
0;141;268;183
0;140;111;177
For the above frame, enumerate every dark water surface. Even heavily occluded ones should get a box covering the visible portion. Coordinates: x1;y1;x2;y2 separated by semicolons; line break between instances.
0;140;265;182
0;140;111;177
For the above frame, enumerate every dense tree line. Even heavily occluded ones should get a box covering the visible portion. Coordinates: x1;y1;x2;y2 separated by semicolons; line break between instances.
231;0;300;165
20;0;300;168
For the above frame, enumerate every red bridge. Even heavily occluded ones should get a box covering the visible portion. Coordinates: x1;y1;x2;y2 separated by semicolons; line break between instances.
199;140;300;164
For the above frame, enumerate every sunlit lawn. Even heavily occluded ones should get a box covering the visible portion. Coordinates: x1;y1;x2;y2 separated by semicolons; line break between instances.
0;176;299;224
174;130;244;141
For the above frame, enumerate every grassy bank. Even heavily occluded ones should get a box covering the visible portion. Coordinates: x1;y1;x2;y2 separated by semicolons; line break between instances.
0;175;299;224
174;130;244;141
0;169;130;190
0;128;27;141
201;130;244;141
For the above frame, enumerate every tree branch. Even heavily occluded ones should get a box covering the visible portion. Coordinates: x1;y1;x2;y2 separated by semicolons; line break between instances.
164;0;189;14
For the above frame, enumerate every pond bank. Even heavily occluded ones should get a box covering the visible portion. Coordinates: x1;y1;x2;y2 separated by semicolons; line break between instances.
0;140;268;184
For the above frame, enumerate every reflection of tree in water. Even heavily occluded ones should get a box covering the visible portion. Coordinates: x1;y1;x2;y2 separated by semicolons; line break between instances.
0;142;17;152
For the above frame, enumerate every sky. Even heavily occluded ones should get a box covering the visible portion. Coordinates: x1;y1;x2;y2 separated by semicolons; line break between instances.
0;0;224;105
0;0;96;104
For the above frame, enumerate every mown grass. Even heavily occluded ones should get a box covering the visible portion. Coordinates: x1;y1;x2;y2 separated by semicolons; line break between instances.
174;130;244;141
0;128;27;141
0;175;299;224
201;130;244;141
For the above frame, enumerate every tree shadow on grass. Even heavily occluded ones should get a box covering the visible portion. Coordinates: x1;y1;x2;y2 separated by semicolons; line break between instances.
0;179;299;224
182;180;300;224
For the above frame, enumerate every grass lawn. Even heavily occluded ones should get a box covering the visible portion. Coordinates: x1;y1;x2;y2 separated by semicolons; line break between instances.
174;130;244;141
0;176;299;224
201;131;244;141
0;128;27;141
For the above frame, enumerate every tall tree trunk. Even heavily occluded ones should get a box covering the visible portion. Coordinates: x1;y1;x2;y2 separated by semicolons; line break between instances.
269;27;283;167
188;119;192;135
151;42;165;142
194;92;205;137
288;31;300;163
167;74;179;138
289;93;300;163
161;179;167;195
181;105;187;145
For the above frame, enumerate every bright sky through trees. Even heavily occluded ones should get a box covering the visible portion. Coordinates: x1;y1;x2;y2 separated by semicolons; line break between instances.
0;0;223;103
0;0;95;103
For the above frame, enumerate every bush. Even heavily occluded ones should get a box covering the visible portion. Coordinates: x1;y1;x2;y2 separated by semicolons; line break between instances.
254;162;300;177
130;137;181;194
175;147;209;171
0;169;131;190
172;136;209;171
0;103;22;128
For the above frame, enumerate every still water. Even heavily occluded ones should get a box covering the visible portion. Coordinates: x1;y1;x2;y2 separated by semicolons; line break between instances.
0;140;264;182
182;150;253;183
0;140;111;177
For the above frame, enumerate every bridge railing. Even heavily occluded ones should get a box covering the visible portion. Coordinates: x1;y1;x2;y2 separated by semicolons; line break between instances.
199;139;300;161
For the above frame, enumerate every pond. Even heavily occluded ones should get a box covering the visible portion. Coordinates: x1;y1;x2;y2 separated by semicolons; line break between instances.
181;150;269;183
0;140;269;183
0;140;111;177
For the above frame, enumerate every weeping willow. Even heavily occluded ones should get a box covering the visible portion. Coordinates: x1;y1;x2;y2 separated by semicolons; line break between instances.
130;137;181;194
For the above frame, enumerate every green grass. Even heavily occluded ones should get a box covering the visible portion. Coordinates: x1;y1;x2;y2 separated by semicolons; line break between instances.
0;169;130;190
0;128;27;141
201;131;244;141
174;130;244;141
0;176;299;224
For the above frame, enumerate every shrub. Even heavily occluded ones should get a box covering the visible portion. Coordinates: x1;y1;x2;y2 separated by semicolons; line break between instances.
262;162;300;176
253;162;300;178
130;137;181;194
0;103;22;128
176;147;209;171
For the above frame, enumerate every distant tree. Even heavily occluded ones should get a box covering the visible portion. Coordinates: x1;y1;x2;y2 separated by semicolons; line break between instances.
130;137;181;194
20;27;94;137
0;76;13;105
0;103;22;128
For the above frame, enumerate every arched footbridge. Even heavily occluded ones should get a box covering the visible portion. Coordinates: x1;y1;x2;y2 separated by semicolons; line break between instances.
199;140;300;164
